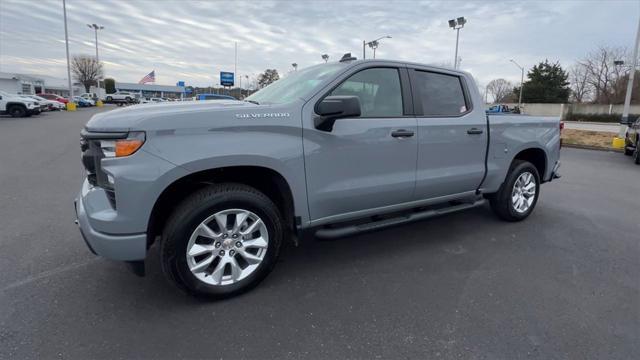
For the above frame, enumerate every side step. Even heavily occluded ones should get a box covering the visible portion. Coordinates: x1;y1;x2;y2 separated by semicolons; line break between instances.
315;199;486;239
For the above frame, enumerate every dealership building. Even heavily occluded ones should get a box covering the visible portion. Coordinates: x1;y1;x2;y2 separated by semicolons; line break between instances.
115;82;186;99
0;72;82;96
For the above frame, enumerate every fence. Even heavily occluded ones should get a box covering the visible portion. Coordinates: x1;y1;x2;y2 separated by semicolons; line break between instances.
494;103;640;122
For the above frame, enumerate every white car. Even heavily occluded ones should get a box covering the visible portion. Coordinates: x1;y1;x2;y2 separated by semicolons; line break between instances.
0;90;39;117
26;95;65;111
104;92;137;103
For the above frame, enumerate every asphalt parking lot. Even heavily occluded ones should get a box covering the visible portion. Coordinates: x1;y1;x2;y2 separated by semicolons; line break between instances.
0;106;638;359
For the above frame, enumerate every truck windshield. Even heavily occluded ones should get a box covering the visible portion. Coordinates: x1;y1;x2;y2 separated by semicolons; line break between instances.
246;63;345;105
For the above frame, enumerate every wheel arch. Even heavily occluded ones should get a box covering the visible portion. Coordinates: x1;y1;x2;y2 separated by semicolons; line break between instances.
512;147;547;180
147;165;296;247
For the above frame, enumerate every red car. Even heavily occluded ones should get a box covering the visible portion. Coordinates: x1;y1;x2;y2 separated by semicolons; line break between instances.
38;93;69;104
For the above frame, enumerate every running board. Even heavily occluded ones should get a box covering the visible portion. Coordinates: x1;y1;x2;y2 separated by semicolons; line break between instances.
315;199;486;239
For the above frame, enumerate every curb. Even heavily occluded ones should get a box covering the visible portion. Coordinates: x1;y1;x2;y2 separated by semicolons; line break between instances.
562;121;622;125
562;143;623;153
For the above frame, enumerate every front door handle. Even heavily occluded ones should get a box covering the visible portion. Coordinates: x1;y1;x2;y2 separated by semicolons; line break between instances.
467;128;484;135
391;129;415;138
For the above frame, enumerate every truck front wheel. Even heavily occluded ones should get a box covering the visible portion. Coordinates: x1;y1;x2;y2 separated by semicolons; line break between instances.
160;183;283;298
8;105;27;118
489;160;540;222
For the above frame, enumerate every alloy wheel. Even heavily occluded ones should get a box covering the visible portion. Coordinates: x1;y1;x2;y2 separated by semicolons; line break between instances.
186;209;268;286
511;171;536;213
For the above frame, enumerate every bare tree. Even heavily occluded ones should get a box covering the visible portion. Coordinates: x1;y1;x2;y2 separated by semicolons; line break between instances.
580;46;629;104
71;55;103;93
569;64;591;103
486;78;513;103
257;69;280;88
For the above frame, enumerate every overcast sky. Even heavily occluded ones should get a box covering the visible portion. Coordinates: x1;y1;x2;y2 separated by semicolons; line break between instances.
0;0;638;88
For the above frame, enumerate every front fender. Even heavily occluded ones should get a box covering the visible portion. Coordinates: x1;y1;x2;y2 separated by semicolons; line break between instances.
144;125;309;225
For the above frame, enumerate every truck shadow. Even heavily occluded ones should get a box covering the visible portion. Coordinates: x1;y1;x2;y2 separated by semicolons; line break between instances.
128;204;507;305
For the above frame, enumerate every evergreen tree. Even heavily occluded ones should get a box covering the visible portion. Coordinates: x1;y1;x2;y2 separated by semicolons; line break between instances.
514;60;570;103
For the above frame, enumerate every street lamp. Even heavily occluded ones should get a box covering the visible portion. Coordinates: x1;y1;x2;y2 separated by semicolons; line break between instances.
510;59;525;109
362;35;391;59
87;23;104;91
448;16;466;69
321;54;329;63
292;63;298;71
62;0;72;98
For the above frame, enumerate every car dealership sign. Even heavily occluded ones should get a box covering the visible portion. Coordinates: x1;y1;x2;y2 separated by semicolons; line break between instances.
220;72;234;87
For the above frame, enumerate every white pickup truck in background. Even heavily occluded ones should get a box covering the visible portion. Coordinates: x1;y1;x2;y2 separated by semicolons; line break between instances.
0;91;40;117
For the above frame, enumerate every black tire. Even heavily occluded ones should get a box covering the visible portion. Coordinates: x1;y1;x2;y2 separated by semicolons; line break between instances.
624;145;634;156
634;141;640;165
489;160;540;222
125;97;132;102
8;105;27;118
160;183;284;299
106;96;113;102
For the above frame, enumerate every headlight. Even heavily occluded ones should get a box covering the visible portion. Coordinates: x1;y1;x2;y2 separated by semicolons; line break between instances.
99;131;146;158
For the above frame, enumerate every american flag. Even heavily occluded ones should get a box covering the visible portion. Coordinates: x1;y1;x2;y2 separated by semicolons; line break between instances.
138;70;155;84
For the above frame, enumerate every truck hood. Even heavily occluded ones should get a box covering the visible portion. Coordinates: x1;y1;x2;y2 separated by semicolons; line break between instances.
85;100;266;132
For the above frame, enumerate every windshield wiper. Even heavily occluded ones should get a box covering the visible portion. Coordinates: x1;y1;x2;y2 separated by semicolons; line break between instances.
244;100;259;105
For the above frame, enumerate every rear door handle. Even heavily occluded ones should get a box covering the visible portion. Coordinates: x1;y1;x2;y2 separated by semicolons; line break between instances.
467;128;484;135
391;129;415;138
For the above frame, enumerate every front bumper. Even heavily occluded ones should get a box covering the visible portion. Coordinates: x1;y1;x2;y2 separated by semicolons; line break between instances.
74;185;147;261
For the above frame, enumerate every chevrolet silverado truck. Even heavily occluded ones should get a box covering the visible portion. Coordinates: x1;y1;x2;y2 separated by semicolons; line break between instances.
75;56;561;298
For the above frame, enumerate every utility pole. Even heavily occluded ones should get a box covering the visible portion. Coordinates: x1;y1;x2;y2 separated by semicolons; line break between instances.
620;17;640;133
63;0;73;98
234;42;237;87
362;40;366;60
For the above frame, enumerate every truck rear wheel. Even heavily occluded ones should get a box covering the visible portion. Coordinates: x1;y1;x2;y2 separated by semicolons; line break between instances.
160;183;283;298
489;160;540;222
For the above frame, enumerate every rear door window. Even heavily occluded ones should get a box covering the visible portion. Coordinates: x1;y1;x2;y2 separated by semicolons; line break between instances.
413;71;468;116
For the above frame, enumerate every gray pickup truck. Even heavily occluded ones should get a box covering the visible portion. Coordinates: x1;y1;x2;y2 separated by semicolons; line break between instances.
75;55;561;298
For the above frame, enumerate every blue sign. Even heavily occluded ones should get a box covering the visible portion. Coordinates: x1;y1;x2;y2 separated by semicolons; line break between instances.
220;72;234;87
176;81;185;87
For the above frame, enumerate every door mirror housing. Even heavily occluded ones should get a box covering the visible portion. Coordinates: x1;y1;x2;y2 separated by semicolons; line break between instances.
314;95;361;131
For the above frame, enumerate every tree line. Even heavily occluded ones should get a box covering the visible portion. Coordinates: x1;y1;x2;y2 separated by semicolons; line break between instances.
485;45;639;104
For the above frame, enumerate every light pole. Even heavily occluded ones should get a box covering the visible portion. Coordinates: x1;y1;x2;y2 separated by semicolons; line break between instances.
448;17;466;69
620;17;640;129
510;59;525;109
292;63;298;71
62;0;73;98
363;35;391;59
321;54;329;63
87;23;104;91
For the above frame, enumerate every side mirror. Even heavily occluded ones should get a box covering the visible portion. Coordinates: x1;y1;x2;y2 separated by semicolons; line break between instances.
314;95;361;131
